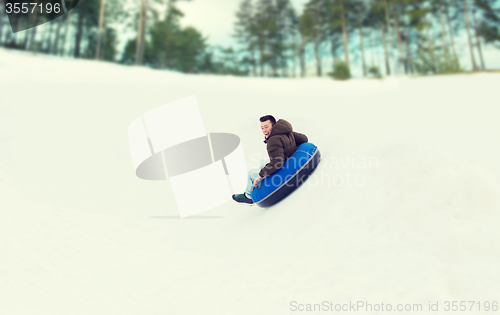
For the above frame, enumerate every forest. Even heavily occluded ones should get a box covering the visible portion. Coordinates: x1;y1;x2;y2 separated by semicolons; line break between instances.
1;0;499;78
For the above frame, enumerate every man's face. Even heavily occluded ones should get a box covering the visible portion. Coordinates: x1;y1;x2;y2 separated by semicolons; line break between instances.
261;120;273;139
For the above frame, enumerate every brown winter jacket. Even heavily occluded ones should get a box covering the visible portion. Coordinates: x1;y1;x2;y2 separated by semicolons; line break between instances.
259;119;308;178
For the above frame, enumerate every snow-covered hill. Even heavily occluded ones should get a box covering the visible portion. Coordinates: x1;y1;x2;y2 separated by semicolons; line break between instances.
1;48;500;314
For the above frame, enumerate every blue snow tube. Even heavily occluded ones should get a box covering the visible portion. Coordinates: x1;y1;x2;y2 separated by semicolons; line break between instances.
251;142;321;207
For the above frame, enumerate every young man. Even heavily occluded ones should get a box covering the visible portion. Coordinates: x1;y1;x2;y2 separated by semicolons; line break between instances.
232;115;308;204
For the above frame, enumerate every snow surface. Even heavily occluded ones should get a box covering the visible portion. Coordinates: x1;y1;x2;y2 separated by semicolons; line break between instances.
1;48;500;314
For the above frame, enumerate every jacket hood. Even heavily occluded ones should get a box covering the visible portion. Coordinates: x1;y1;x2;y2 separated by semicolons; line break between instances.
264;119;293;142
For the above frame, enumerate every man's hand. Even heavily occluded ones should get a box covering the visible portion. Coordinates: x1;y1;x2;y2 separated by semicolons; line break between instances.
253;175;263;187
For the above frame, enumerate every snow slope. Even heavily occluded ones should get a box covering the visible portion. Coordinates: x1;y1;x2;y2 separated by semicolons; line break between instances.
1;48;500;314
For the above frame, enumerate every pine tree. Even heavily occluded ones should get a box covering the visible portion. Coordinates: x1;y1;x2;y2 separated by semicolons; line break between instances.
443;0;459;66
356;0;367;76
474;0;500;67
274;0;297;77
463;0;479;70
323;0;342;63
234;0;258;76
476;0;500;48
298;6;315;77
391;0;406;73
95;0;106;59
303;0;329;76
254;0;276;76
366;0;391;75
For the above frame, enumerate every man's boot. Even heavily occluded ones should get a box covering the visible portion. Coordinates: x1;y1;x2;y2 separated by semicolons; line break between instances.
232;193;253;204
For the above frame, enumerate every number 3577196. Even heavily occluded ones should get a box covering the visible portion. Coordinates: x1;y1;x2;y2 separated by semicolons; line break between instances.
5;2;61;14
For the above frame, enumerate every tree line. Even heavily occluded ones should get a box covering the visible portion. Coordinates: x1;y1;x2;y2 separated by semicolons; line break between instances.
0;0;499;78
234;0;500;78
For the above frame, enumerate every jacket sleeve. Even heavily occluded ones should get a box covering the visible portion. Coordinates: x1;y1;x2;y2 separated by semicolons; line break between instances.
293;132;308;146
259;137;285;178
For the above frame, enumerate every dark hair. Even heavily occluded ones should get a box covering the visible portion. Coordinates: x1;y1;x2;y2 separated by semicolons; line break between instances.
259;115;276;125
